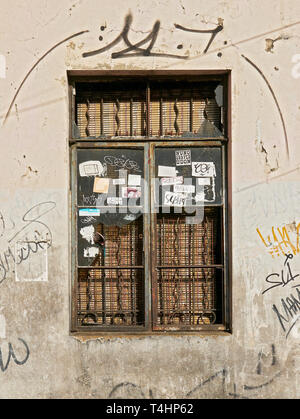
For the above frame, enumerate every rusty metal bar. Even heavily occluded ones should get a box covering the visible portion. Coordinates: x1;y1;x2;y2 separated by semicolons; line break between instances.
156;265;224;269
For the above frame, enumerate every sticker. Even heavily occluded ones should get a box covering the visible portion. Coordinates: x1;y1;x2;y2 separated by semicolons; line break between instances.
122;187;142;199
79;161;104;177
192;162;216;177
113;178;126;185
164;191;187;207
158;166;177;177
128;174;141;186
161;176;183;186
93;177;110;194
80;225;95;244
197;177;211;185
175;149;192;166
107;197;123;205
83;247;99;258
124;214;137;221
174;184;195;194
118;169;128;178
79;208;101;216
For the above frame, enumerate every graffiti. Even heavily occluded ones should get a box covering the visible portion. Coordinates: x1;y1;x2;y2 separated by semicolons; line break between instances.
174;18;223;54
83;13;187;59
259;253;300;339
3;30;89;125
0;202;56;284
256;223;300;258
104;155;142;172
241;54;289;159
82;194;98;206
0;338;30;372
272;288;300;339
106;345;280;399
262;254;300;295
83;13;223;59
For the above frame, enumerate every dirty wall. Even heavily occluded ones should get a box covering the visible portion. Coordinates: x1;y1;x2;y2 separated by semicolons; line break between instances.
0;0;300;399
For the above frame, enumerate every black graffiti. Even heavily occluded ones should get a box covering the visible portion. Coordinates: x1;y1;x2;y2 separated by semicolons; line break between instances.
0;202;56;284
83;14;224;60
104;155;142;172
174;21;223;54
272;287;300;338
185;368;227;397
262;254;300;295
106;345;280;399
0;338;30;372
83;13;189;59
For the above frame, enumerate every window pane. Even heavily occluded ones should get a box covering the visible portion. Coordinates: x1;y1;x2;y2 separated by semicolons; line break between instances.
76;148;146;328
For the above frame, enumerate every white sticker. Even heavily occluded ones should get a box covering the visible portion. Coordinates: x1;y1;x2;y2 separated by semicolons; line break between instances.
198;177;211;185
174;184;195;194
107;197;123;205
192;162;216;177
164;191;187;206
113;178;126;185
124;214;137;221
128;174;141;186
161;176;183;186
79;161;104;177
122;187;142;198
175;149;192;166
158;166;177;177
79;208;100;217
80;225;95;244
84;247;99;258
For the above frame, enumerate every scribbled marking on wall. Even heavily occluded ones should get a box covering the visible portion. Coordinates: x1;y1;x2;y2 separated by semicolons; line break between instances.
256;222;300;258
0;309;6;339
0;55;5;79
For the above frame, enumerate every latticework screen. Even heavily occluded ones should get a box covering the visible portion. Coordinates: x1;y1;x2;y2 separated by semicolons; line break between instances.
154;208;222;327
75;80;222;138
77;218;145;327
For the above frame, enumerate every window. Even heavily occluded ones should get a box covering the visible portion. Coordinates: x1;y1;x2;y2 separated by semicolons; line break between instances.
69;71;231;334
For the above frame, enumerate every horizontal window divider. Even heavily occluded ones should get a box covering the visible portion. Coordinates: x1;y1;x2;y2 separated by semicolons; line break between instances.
70;137;228;143
78;265;144;269
155;264;224;269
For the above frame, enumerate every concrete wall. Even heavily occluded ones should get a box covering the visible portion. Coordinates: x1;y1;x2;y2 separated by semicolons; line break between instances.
0;0;300;398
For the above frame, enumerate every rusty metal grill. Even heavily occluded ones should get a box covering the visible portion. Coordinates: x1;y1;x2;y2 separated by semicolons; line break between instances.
77;218;145;327
75;80;223;138
154;208;222;327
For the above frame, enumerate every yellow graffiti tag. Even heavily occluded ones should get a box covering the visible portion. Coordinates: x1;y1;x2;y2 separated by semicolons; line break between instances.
256;223;300;258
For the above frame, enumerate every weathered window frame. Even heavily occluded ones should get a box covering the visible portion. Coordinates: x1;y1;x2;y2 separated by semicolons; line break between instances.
68;70;232;335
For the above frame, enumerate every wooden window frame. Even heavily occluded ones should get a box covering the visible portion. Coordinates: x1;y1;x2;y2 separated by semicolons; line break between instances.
68;70;232;336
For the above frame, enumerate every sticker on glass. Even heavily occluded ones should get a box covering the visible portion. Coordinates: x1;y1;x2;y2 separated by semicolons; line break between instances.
192;162;216;177
175;149;192;166
79;208;101;217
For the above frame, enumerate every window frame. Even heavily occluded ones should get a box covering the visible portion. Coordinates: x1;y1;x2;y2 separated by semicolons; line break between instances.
68;70;232;336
